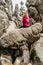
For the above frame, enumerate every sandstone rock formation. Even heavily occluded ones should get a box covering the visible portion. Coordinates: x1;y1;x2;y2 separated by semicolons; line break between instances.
0;23;42;48
0;0;43;65
4;0;13;18
26;0;43;65
26;0;43;23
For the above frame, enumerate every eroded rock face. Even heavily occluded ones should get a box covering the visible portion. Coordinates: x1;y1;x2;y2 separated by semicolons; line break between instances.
0;0;13;37
0;0;13;17
0;55;12;65
0;0;43;65
0;23;42;47
26;0;43;19
12;16;22;28
0;22;42;65
26;0;43;31
30;36;43;65
5;0;13;18
25;0;43;65
35;0;43;14
0;9;9;37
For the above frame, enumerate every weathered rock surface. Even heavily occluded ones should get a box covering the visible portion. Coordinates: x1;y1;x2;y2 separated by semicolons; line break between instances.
0;54;12;65
5;0;13;18
0;0;13;37
30;36;43;65
0;0;43;65
25;0;43;65
26;0;43;22
12;16;22;28
0;23;42;48
0;9;9;37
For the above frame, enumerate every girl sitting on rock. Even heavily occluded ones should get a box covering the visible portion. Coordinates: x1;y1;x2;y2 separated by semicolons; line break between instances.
21;11;30;28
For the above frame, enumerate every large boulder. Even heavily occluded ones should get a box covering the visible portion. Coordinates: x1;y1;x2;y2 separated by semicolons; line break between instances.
0;23;42;48
30;35;43;65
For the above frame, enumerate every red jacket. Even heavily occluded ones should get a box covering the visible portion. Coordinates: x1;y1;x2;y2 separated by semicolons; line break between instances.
22;16;30;27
